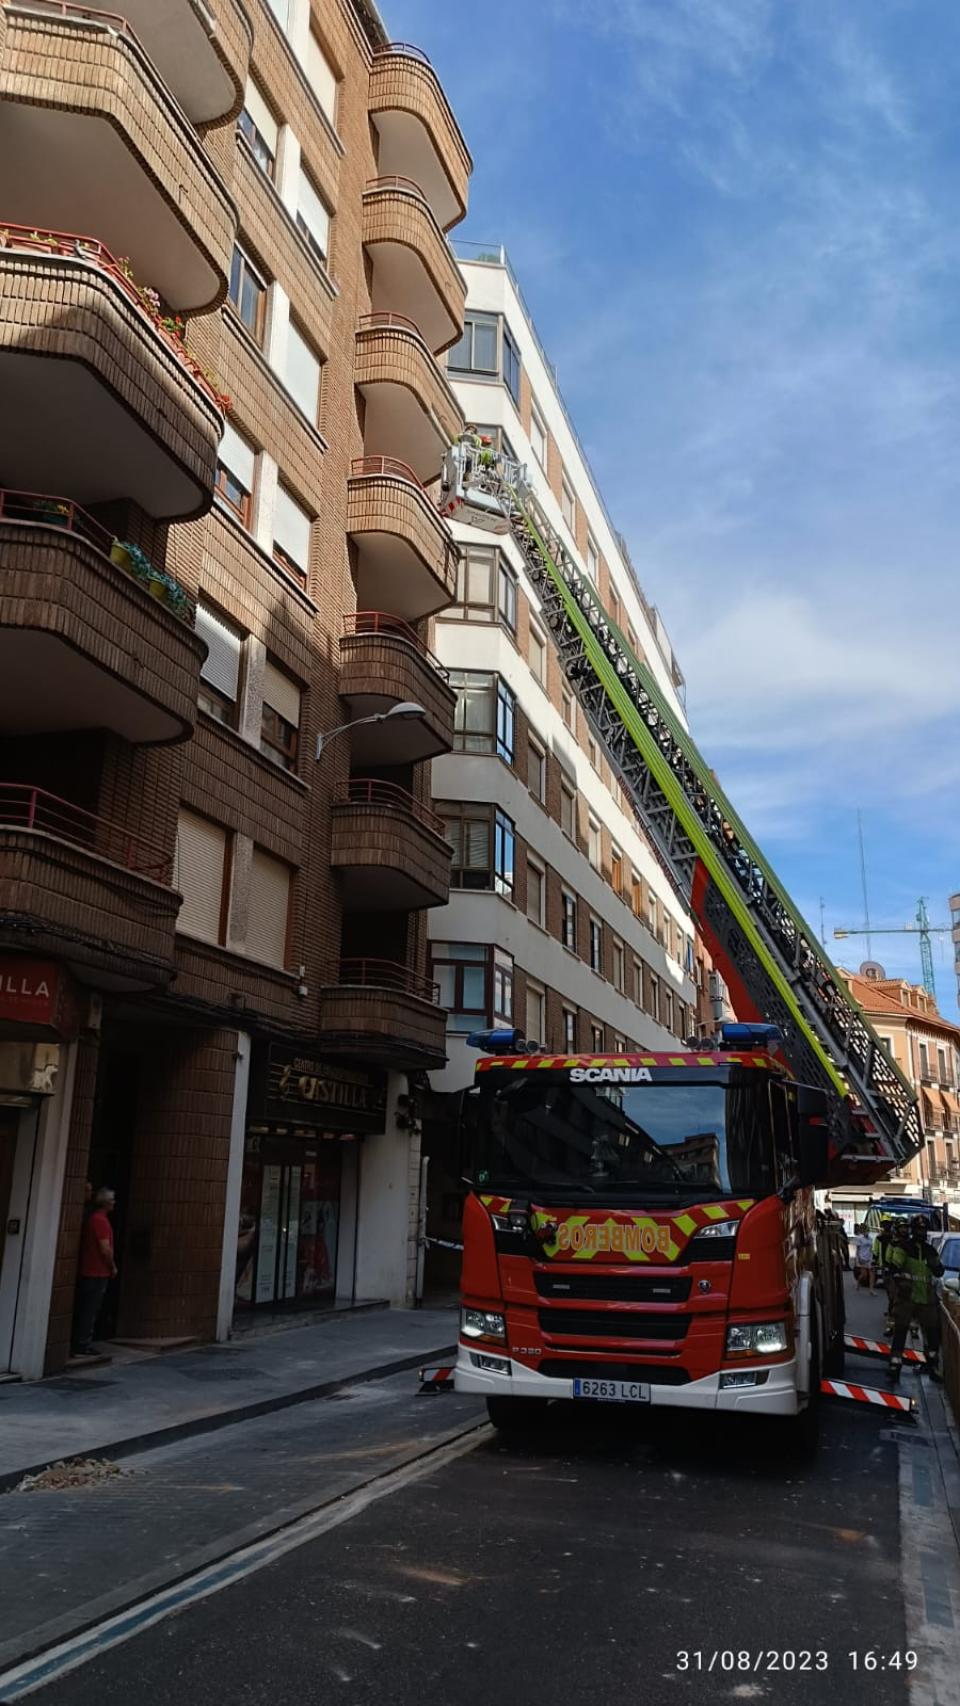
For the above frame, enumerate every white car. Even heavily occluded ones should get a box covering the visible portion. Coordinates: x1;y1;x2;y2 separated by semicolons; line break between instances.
933;1233;960;1297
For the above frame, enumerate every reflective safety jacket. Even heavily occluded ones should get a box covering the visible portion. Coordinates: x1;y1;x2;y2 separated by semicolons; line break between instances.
887;1242;943;1306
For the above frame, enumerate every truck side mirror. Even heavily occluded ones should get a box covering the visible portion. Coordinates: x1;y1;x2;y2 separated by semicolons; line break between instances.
796;1085;831;1185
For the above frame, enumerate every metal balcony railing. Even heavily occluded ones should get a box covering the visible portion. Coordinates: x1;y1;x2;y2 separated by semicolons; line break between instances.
337;779;446;838
335;958;440;1005
0;783;172;880
10;1;135;40
0;487;113;554
341;611;448;678
357;310;424;339
350;455;424;488
373;42;432;66
365;173;428;201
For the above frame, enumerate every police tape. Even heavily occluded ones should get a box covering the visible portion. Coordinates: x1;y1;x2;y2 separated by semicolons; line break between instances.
844;1333;926;1365
421;1236;464;1251
820;1378;916;1415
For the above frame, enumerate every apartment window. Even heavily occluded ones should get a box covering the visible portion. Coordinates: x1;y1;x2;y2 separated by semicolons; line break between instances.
561;687;574;731
627;624;639;657
614;1035;626;1054
938;1046;949;1085
586;536;599;581
684;937;695;976
527;737;545;802
260;659;301;772
647;892;657;937
296;167;331;266
494;808;515;897
563;1008;577;1051
175;810;228;945
631;871;643;916
588;816;600;868
561;478;575;532
526;857;545;926
530;407;547;469
919;1043;930;1079
273;483;312;583
493;952;514;1025
229;245;267;343
649;973;661;1024
502;322;521;405
610;848;623;897
196;602;243;725
633;960;644;1004
589;917;602;973
496;679;515;763
560;779;576;839
284;319;321;423
451;545;516;631
306;29;338;126
529;623;547;687
587;735;599;772
612;938;625;993
247;847;292;968
448;310;498;376
591;1024;604;1053
526;982;545;1047
663;989;674;1036
432;942;489;1032
562;891;577;952
450;670;495;753
608;585;621;628
215;421;255;524
440;801;496;890
472;424;519;464
238;79;277;177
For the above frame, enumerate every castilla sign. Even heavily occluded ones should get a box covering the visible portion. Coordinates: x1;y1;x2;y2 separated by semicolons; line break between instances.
0;959;79;1034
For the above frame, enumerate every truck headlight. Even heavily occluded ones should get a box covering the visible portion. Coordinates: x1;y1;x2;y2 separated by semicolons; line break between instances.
725;1321;789;1356
461;1307;506;1344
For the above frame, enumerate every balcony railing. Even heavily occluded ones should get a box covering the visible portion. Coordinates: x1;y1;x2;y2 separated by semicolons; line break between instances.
365;173;429;201
338;779;446;838
350;455;424;487
373;42;432;66
11;1;135;41
357;310;424;338
335;958;440;1004
0;224;228;411
0;487;112;554
342;611;448;677
0;784;172;880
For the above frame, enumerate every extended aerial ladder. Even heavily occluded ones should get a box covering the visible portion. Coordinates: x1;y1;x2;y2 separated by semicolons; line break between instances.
440;437;921;1178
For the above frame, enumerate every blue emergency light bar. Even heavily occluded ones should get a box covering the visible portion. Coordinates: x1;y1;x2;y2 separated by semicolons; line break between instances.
466;1027;532;1054
718;1023;784;1050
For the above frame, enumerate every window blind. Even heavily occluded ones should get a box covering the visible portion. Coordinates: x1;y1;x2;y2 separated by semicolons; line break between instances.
196;604;242;699
262;660;301;727
175;811;226;943
274;485;311;571
306;32;337;122
246;848;291;968
218;421;256;493
243;79;278;153
297;169;330;258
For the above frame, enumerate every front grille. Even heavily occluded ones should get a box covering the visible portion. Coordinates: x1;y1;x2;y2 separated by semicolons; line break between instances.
536;1272;692;1303
539;1309;690;1341
538;1359;691;1385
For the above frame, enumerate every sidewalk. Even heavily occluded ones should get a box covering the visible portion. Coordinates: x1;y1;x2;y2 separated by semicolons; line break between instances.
0;1306;457;1490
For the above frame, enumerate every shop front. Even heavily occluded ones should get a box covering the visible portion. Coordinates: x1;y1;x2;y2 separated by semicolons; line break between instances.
236;1045;387;1318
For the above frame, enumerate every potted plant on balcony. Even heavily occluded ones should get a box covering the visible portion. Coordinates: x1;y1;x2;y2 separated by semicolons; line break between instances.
110;539;154;589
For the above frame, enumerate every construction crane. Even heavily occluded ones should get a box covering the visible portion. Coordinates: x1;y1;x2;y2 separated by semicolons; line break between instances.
834;898;951;1001
440;435;920;1179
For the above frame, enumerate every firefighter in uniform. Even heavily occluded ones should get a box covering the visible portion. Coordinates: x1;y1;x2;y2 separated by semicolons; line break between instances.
873;1218;895;1336
887;1218;943;1384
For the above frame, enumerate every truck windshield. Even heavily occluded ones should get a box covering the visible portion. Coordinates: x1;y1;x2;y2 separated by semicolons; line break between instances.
476;1078;776;1201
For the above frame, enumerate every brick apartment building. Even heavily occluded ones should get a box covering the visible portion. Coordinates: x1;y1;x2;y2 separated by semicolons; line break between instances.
0;0;473;1373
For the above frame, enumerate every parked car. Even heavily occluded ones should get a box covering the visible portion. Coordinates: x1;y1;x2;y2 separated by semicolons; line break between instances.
934;1234;960;1297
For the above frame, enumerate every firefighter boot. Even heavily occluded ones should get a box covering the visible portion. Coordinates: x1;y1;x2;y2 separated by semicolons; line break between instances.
889;1358;902;1385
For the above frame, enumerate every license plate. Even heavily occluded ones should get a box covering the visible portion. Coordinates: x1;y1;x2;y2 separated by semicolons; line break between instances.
572;1377;651;1404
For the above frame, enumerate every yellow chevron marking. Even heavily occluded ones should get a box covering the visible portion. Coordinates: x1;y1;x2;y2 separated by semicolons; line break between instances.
703;1204;729;1220
674;1213;697;1236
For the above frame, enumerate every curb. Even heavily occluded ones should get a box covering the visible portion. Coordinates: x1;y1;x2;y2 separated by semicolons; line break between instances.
0;1343;456;1495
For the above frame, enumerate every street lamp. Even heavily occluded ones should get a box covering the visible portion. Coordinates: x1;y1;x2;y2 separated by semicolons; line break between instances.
315;701;426;760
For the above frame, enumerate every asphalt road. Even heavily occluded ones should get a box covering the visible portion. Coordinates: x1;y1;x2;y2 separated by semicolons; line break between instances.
15;1382;950;1706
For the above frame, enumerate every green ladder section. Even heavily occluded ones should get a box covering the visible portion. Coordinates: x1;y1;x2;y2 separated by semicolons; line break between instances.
491;469;919;1167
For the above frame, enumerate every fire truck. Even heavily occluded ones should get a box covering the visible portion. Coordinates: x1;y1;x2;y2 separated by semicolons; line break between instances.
439;436;922;1442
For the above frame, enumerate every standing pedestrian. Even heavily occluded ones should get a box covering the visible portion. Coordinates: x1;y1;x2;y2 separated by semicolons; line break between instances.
71;1187;117;1358
887;1218;943;1383
853;1223;876;1292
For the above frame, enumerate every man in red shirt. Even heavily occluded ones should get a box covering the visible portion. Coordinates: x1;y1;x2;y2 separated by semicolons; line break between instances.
72;1187;117;1357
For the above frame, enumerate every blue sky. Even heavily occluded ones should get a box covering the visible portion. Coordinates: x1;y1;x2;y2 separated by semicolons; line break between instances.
386;0;960;1004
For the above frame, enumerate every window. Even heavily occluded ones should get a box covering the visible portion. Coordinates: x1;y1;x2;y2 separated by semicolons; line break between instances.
498;558;518;632
589;916;602;973
247;847;291;967
215;421;255;524
561;687;574;731
229;245;267;342
196;602;243;724
938;1046;949;1085
561;477;575;532
529;623;547;687
441;802;492;889
527;737;545;802
432;941;489;1032
450;670;495;753
684;937;695;976
614;1035;626;1054
493;952;514;1025
526;983;545;1046
633;960;644;1004
609;585;621;628
587;735;599;772
530;407;547;469
306;29;338;126
563;1008;577;1052
649;973;661;1024
273;483;311;582
296;167;330;265
591;1024;604;1052
526;857;545;926
612;938;625;993
663;989;674;1036
919;1043;930;1078
284;319;321;422
647;891;657;937
238;79;277;177
627;624;639;657
586;536;599;581
175;809;228;944
448;310;498;375
260;659;301;772
496;679;515;763
450;545;516;631
562;891;577;951
610;847;623;897
588;817;600;869
471;424;519;463
502;322;521;404
560;780;576;839
494;809;515;897
631;871;643;916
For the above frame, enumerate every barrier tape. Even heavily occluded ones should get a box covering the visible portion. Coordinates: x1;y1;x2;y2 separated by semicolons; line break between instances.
421;1236;464;1251
844;1333;926;1365
821;1378;916;1415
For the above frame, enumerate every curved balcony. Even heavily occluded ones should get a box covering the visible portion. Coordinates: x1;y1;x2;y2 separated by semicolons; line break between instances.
319;958;446;1071
0;4;237;311
355;312;463;484
114;0;251;126
347;457;459;623
369;44;472;233
0;490;204;744
363;177;466;355
331;780;452;912
0;785;179;990
339;612;455;763
0;228;224;519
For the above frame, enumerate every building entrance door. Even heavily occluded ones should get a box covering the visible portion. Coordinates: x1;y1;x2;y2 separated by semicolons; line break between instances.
0;1106;35;1370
